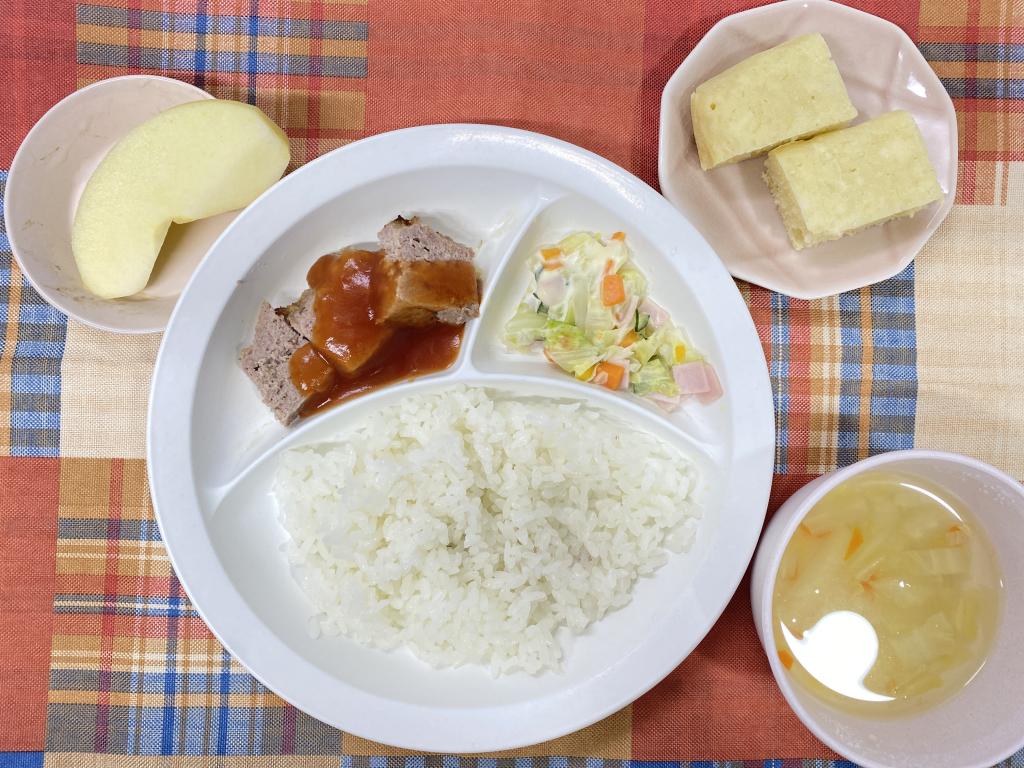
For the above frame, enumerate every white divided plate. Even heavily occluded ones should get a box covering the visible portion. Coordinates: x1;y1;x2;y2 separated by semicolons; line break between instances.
658;0;957;299
148;124;774;752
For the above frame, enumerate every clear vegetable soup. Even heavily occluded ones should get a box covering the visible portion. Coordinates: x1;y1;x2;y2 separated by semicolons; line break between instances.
772;471;1002;716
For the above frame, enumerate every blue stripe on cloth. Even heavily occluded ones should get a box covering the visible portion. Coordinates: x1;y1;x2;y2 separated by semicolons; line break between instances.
871;363;916;381
247;0;258;104
10;374;60;395
250;681;266;753
872;327;916;347
870;267;916;456
939;78;1024;99
160;575;183;754
761;260;921;475
0;754;44;768
836;429;860;450
183;707;206;754
52;600;197;618
75;4;368;40
49;667;259;696
918;41;1024;62
76;42;368;77
9;410;60;430
835;263;917;465
231;707;261;754
838;326;862;347
51;591;191;604
216;649;231;755
0;169;67;457
195;1;208;81
12;303;65;324
125;676;138;753
138;707;166;754
56;517;163;541
869;395;917;412
869;294;915;314
14;339;65;357
770;290;790;474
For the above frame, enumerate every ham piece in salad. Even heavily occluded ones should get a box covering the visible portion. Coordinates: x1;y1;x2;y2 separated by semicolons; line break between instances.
503;230;722;411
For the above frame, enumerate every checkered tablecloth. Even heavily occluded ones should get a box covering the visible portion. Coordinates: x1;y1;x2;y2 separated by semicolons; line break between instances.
2;0;1023;765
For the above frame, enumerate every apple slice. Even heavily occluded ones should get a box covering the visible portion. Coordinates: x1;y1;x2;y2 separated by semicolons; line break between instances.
72;99;290;299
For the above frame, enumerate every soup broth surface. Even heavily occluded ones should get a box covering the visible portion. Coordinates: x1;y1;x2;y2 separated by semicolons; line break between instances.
772;470;1002;715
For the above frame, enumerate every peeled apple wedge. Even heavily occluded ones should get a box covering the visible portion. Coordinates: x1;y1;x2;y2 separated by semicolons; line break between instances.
72;99;290;299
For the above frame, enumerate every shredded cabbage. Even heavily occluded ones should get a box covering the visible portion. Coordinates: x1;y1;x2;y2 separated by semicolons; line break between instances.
631;359;679;397
502;230;719;408
504;302;548;349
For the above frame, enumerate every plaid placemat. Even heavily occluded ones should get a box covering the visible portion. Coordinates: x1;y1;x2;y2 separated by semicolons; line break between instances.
2;0;1022;765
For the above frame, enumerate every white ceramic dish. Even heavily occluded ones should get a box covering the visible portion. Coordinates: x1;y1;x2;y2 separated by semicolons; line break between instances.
3;75;236;334
751;450;1024;768
147;124;775;751
658;0;958;299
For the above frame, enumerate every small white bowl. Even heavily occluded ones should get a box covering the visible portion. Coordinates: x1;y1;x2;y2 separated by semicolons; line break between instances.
3;75;233;334
751;450;1024;768
658;0;957;299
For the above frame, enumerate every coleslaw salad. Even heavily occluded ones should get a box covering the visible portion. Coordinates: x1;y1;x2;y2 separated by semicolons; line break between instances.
503;231;722;410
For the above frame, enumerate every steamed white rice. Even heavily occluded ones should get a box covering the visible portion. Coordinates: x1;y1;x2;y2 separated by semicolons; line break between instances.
273;386;701;674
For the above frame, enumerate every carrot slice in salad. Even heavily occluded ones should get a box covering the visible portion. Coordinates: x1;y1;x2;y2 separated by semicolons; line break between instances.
602;274;625;306
541;247;562;261
594;362;624;390
611;231;626;241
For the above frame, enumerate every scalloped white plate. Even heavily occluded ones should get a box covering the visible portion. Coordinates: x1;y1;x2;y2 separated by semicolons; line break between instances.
658;0;958;299
148;125;774;752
